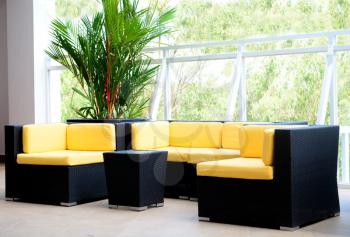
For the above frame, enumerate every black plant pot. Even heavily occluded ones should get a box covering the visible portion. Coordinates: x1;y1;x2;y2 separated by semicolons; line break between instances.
67;118;149;150
67;118;148;124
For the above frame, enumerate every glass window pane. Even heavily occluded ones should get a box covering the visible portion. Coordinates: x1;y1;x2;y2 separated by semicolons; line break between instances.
337;52;350;125
246;54;324;123
170;60;233;120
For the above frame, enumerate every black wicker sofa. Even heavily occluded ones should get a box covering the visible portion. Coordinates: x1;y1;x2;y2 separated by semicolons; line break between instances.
196;125;340;230
5;123;121;206
128;120;308;200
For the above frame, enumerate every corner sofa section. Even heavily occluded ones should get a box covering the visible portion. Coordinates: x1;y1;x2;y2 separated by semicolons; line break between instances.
131;121;244;198
197;125;340;229
5;123;116;206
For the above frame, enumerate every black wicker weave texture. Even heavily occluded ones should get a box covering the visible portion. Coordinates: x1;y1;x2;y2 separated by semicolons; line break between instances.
197;126;340;229
104;150;167;207
5;125;108;205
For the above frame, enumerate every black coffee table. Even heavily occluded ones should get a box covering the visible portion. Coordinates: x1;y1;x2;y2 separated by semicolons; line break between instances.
103;150;168;211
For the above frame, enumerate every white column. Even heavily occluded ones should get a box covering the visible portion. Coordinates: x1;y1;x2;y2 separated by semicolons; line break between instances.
163;50;171;120
239;56;247;121
0;0;9;155
7;0;53;124
329;56;338;125
48;67;62;122
7;0;35;124
226;45;244;121
149;50;168;120
341;132;350;184
316;36;336;125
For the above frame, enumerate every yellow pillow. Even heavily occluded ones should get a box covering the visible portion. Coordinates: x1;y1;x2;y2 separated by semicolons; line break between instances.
222;122;247;149
23;123;67;153
67;124;116;151
132;121;169;150
170;122;223;148
262;129;275;165
240;125;307;159
239;125;281;158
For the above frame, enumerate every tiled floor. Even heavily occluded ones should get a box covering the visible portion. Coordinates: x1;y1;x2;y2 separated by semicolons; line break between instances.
0;164;349;237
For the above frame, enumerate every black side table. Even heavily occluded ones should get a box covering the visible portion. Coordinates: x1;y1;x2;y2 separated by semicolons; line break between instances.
103;150;168;211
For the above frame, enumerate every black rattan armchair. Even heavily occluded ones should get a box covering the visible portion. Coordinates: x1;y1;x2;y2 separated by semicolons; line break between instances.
5;123;127;206
197;126;340;230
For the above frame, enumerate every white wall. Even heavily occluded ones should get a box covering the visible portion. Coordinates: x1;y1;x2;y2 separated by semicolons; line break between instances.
0;0;9;155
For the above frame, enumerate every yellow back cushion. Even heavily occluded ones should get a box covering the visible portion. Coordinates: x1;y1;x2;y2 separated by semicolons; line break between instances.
67;124;116;151
132;121;169;150
239;125;281;158
222;122;247;149
170;122;223;148
23;123;67;153
262;129;275;165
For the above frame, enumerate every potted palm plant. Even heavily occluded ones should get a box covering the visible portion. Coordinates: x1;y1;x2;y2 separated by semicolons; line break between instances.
46;0;175;120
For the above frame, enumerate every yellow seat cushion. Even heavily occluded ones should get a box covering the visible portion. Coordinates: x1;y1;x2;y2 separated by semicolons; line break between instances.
151;147;188;162
170;122;223;148
17;150;105;166
151;147;240;164
197;158;273;180
23;123;67;153
67;124;116;151
132;121;169;150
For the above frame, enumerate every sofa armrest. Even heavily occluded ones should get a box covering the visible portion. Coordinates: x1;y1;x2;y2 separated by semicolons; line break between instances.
274;126;340;227
5;125;23;198
5;125;23;165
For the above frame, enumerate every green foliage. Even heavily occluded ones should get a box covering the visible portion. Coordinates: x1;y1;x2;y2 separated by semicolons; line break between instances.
246;55;324;123
56;0;350;125
173;80;229;120
173;0;350;43
55;0;100;19
60;70;90;119
167;0;350;124
48;0;175;119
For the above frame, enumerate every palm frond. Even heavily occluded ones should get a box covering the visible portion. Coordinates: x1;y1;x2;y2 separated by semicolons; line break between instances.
47;0;175;119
